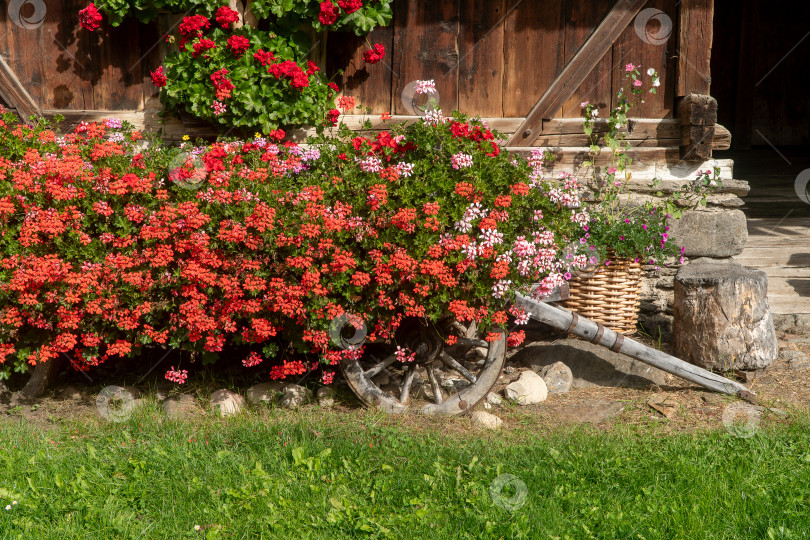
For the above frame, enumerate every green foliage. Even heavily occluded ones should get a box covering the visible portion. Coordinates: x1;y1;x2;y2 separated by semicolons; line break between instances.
0;409;808;538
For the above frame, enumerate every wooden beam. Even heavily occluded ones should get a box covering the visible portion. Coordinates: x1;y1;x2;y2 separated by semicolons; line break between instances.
0;55;41;119
678;94;718;161
676;0;714;96
505;0;649;147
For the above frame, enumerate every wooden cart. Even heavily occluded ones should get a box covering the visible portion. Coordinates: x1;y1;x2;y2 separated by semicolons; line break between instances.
341;286;756;415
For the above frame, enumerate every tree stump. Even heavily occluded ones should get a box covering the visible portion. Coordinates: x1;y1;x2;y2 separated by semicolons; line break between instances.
673;259;777;371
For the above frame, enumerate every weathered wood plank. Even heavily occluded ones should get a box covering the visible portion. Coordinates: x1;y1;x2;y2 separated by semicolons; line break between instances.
391;0;460;115
507;0;647;146
676;0;714;96
0;53;41;118
610;0;678;119
501;0;566;117
457;0;505;117
561;0;614;117
327;21;394;114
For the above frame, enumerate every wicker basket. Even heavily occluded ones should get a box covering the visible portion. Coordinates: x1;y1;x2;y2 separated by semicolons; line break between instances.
562;256;643;335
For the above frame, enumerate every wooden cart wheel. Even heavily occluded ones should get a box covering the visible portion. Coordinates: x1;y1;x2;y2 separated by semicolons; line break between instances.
340;319;506;415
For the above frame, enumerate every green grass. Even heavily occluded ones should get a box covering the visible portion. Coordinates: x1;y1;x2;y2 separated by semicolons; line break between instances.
0;404;809;539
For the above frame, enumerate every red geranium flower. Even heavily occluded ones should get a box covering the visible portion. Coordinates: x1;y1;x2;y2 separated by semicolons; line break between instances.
327;109;340;126
363;43;385;64
227;35;250;57
215;6;240;29
319;1;338;25
337;0;363;14
150;66;167;87
79;3;103;32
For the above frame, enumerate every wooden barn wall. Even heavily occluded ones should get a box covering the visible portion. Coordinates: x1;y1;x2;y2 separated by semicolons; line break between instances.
0;0;690;121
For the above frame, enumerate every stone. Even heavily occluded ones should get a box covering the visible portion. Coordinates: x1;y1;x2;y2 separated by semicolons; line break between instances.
486;392;503;406
0;382;10;404
471;410;503;429
539;362;573;394
504;370;548;405
700;392;725;405
154;387;171;401
673;260;778;371
483;401;492;410
667;209;747;258
553;399;625;424
280;385;312;409
58;385;83;400
516;339;667;388
163;394;202;420
210;389;245;417
316;386;336;407
246;382;286;405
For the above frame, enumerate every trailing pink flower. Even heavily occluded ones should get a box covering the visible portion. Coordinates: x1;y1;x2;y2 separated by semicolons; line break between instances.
165;366;188;384
451;152;473;170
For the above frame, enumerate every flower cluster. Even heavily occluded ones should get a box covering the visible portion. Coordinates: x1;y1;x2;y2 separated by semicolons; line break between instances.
81;1;394;132
0;109;587;383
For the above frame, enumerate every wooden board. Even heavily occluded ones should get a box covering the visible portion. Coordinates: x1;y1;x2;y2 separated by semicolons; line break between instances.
561;0;614;117
507;0;648;145
610;0;678;118
326;22;395;114
676;0;714;96
501;0;566;117
457;0;505;117
391;0;460;115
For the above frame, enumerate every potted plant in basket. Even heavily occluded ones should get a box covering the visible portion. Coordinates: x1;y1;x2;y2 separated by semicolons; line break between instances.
557;64;722;334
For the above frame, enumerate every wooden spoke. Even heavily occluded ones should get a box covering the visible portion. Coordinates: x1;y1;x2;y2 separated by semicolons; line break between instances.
363;354;396;378
425;364;443;404
457;337;488;348
440;351;477;383
399;364;417;403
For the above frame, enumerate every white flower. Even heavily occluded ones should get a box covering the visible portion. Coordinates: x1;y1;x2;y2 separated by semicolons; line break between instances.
647;67;656;76
194;524;201;531
652;77;661;87
4;505;10;511
590;108;599;118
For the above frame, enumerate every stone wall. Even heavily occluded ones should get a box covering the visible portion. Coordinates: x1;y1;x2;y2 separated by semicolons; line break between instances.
635;168;750;341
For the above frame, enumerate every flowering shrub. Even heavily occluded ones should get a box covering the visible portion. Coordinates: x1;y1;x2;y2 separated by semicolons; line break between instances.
81;1;393;131
568;65;718;267
0;108;586;382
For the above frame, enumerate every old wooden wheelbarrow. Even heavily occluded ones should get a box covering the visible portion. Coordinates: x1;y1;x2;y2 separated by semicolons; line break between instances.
341;285;756;415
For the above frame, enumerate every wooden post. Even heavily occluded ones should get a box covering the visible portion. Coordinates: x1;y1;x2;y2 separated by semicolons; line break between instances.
678;94;717;161
676;0;714;97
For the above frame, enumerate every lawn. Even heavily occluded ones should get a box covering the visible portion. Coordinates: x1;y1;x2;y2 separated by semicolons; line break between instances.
0;405;808;539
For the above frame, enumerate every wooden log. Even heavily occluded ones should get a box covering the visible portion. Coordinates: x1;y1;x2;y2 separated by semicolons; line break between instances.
513;293;754;398
673;260;778;371
678;94;718;161
678;94;718;126
506;0;649;146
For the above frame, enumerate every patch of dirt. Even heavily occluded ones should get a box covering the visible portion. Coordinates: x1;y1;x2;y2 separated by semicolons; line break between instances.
1;330;808;435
